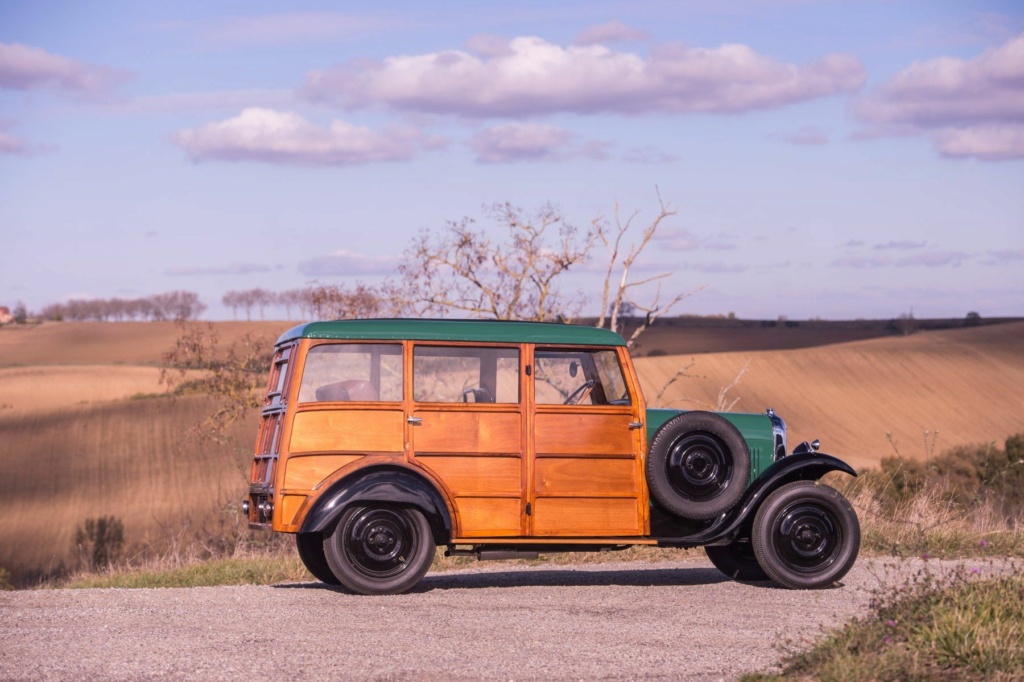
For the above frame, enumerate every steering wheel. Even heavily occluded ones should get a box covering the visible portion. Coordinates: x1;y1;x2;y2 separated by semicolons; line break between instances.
563;380;595;405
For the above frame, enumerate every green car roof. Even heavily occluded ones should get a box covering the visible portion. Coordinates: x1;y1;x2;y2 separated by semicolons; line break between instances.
276;319;627;346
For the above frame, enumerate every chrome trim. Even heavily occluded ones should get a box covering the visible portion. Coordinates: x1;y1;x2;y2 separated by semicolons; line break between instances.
766;407;788;461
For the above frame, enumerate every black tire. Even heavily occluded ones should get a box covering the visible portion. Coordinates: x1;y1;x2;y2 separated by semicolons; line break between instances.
646;411;751;520
323;505;435;595
752;481;860;589
705;541;768;581
295;532;341;585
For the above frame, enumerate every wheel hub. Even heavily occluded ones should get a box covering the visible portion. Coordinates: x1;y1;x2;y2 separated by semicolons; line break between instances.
343;508;414;578
774;503;841;572
667;433;732;502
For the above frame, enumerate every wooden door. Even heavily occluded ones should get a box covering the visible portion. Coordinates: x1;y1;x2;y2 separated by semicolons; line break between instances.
529;346;645;537
408;343;526;538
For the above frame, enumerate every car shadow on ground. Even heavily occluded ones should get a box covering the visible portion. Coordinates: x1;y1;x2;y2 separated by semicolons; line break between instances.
275;565;784;592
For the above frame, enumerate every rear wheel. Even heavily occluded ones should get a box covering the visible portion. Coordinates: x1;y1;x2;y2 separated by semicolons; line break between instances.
295;532;340;585
323;505;435;595
752;481;860;589
705;540;768;581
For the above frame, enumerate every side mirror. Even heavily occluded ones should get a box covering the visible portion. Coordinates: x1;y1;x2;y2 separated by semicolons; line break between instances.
569;361;579;378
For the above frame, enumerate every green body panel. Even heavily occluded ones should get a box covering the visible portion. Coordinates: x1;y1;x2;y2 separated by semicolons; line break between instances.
277;319;626;347
645;408;775;483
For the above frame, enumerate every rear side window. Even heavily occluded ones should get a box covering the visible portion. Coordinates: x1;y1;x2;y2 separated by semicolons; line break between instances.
299;343;402;403
413;346;520;403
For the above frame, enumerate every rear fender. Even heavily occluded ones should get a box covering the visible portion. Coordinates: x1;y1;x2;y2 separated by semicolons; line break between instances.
299;466;453;544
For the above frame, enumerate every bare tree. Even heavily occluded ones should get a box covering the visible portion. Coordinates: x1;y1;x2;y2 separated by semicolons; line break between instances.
309;282;388;319
593;190;700;347
394;203;593;321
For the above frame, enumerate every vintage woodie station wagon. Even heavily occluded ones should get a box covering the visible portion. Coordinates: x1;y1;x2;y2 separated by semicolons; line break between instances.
246;319;860;594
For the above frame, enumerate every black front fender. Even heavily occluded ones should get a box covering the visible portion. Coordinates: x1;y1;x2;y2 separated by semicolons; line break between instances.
657;452;857;546
299;466;453;544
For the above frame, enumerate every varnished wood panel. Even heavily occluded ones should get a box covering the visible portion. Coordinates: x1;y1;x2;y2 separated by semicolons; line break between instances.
534;413;634;456
280;494;307;527
534;457;636;496
532;497;641;536
289;410;404;454
455;497;521;537
417;456;521;496
414;411;521;454
284;454;364;490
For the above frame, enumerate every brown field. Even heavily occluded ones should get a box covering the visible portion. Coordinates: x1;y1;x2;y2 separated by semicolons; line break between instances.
0;320;293;367
635;321;1024;471
0;365;167;414
0;318;1021;583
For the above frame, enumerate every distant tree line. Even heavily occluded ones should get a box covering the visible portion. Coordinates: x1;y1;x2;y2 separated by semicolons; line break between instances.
40;291;206;322
221;288;318;321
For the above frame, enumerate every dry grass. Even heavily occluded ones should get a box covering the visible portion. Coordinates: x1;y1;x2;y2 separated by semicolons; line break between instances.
635;322;1024;471
0;395;257;583
0;365;168;414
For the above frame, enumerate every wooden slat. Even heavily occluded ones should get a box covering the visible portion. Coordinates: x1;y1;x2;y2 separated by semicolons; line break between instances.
289;410;404;454
534;413;634;456
416;456;521;496
534;457;636;496
532;497;641;536
283;454;364;490
455;497;521;537
279;494;307;527
414;410;521;454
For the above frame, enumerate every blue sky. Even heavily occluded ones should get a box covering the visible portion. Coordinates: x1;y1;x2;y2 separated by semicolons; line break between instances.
1;0;1022;320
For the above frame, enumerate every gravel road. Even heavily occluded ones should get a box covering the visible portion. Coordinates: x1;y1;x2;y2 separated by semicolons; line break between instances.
0;557;949;681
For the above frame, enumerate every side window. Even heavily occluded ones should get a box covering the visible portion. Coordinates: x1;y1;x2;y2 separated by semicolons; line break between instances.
413;346;519;403
298;343;402;403
534;348;630;406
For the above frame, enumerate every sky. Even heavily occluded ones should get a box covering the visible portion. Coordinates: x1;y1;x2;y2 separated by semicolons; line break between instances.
1;0;1022;321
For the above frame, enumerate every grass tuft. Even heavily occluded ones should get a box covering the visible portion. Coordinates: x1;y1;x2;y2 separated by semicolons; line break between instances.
61;554;310;589
745;564;1024;681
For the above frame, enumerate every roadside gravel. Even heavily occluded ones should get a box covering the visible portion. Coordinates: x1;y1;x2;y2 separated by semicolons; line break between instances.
0;557;989;681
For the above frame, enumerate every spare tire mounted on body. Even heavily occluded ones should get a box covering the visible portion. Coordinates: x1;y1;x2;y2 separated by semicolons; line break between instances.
646;411;751;520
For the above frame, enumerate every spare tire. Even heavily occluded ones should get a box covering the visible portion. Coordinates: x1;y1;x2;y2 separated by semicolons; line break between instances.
646;411;751;520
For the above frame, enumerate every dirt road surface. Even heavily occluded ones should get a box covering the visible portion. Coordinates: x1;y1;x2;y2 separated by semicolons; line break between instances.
0;557;930;681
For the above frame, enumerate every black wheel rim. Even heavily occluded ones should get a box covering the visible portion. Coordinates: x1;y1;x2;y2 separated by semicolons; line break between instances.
342;507;417;579
773;502;842;574
666;433;733;502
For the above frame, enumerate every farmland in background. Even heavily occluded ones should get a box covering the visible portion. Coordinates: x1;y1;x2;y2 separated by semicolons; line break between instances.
0;317;1021;583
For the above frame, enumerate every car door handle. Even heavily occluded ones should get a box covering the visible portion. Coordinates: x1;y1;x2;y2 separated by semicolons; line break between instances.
407;417;423;426
629;421;643;430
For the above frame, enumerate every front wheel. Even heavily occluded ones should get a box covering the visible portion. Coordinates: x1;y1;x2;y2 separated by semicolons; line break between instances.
705;540;768;581
323;505;435;595
752;481;860;589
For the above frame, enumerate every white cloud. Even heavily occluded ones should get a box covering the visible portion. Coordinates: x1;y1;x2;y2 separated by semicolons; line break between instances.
172;108;423;166
984;249;1024;265
297;250;396;277
467;123;605;163
874;240;926;250
303;36;865;118
895;251;969;268
574;21;650;46
0;41;126;95
856;32;1024;160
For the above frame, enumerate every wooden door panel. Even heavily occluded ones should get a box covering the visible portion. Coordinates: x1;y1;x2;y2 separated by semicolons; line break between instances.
532;498;641;535
414;411;521;454
534;413;634;456
289;410;404;454
534;457;637;497
283;454;364;490
417;455;522;496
